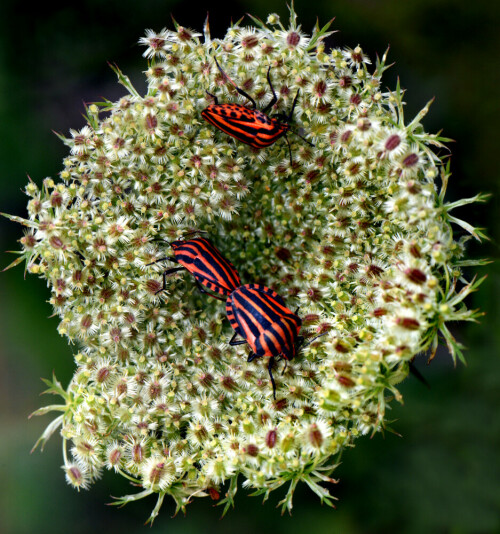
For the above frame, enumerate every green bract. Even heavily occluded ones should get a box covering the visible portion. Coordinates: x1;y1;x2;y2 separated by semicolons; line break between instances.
6;9;486;523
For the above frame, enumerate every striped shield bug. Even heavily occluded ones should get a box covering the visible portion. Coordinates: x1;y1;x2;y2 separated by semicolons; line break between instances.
148;230;241;301
201;58;312;165
226;283;326;399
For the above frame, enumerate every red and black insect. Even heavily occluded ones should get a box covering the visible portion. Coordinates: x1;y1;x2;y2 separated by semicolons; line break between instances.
148;231;241;301
201;58;312;164
226;283;326;399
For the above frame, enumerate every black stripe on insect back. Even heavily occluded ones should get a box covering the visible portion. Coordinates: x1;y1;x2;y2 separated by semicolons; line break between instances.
192;239;241;291
270;317;295;355
230;294;264;340
244;284;297;322
258;326;284;357
243;286;301;357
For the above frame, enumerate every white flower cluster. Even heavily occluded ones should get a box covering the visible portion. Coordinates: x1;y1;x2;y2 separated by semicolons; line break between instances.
9;9;485;522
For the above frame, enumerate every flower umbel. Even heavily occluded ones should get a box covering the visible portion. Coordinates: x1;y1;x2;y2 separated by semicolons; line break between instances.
5;8;486;522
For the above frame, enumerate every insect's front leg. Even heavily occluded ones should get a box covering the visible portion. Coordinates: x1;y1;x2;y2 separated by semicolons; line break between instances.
267;356;277;400
147;255;178;267
247;351;259;362
156;266;185;294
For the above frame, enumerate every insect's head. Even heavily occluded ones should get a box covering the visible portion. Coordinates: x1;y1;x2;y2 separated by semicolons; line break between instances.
273;112;292;125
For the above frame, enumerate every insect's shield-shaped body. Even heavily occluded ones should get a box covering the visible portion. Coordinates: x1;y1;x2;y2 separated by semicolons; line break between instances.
201;57;304;163
201;104;289;149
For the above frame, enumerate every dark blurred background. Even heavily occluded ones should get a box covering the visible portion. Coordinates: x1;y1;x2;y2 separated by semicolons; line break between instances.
1;1;499;533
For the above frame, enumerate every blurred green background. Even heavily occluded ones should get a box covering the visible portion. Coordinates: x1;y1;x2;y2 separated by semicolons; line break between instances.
1;1;499;533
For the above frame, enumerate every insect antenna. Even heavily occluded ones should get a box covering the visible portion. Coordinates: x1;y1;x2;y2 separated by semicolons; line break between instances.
262;66;278;113
287;89;300;121
409;360;430;389
148;229;208;248
213;57;256;108
179;229;209;240
289;128;314;147
302;331;328;348
286;90;314;149
284;133;293;165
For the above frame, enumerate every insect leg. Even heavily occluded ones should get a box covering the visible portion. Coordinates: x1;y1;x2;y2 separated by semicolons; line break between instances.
206;90;219;105
228;332;248;346
268;357;277;400
289;128;314;147
262;66;278;113
146;256;178;266
214;57;257;109
284;132;293;166
288;89;300;121
409;360;430;389
180;229;209;239
156;266;185;294
302;331;328;348
247;352;259;362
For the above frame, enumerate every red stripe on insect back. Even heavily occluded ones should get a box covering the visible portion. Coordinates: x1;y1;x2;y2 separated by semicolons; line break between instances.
240;287;300;354
272;319;296;349
263;320;295;357
229;285;301;351
238;314;259;348
243;290;281;326
260;329;281;356
232;290;274;332
246;285;296;320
